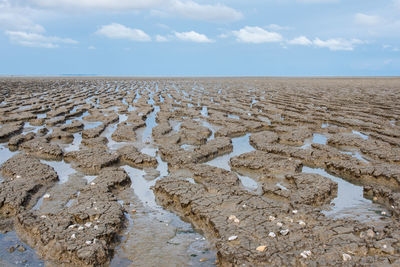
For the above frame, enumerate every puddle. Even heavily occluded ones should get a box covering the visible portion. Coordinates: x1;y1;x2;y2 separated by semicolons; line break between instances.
201;106;208;117
37;113;47;119
0;231;44;267
40;160;75;184
170;120;182;133
301;133;327;149
258;116;272;126
181;144;196;151
227;114;239;119
321;123;330;128
207;134;254;171
237;174;259;191
276;183;289;191
341;151;369;163
23;123;44;134
302;166;388;222
206;134;259;193
0;145;18;183
62;133;82;152
84;121;103;130
352;130;369;140
141;106;160;143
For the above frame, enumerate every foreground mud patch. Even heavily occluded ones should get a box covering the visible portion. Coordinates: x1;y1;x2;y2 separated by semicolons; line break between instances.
15;168;131;266
0;154;58;232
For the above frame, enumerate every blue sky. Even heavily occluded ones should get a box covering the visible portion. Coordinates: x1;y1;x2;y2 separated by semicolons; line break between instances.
0;0;399;76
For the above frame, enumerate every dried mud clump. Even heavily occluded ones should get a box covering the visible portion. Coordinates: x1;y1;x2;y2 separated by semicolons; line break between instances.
263;173;338;206
230;150;303;175
64;149;120;174
117;145;157;168
0;154;58;231
15;168;131;266
0;122;24;141
20;138;64;160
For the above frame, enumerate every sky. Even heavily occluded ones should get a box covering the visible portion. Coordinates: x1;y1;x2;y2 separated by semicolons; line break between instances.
0;0;399;76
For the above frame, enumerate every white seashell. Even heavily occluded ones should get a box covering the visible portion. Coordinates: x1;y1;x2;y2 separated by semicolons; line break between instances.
85;240;92;245
268;216;275;221
300;250;311;258
342;253;351;261
16;175;21;179
85;222;92;228
234;218;240;223
43;193;50;199
40;215;47;219
292;210;298;214
90;182;96;185
298;220;306;226
280;229;289;236
78;226;84;230
228;235;238;241
381;211;387;215
228;215;237;221
94;225;99;230
276;222;283;227
71;234;76;239
268;232;276;238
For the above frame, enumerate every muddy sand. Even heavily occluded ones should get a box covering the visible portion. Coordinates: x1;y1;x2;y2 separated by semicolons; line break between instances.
0;77;400;266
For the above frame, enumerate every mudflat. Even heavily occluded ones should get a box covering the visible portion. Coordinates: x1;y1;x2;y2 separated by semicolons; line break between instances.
0;77;399;266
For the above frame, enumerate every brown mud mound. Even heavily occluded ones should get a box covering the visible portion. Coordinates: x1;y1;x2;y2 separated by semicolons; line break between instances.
230;150;303;176
262;173;338;206
0;122;24;141
64;148;120;174
0;154;58;231
117;145;157;168
15;168;131;266
20;138;63;160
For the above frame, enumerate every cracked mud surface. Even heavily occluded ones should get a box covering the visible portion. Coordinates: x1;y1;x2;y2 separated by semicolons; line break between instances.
0;77;400;266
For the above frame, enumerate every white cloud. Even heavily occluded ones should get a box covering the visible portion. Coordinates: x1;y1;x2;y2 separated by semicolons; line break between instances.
5;30;78;48
30;0;243;22
174;31;213;43
313;37;363;51
266;24;292;31
30;0;165;10
232;26;282;44
88;45;96;49
155;34;168;42
383;44;399;51
169;0;242;22
0;0;45;32
355;13;381;26
288;36;312;46
96;23;151;41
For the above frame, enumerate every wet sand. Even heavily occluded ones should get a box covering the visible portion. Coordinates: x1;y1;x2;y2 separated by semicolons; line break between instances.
0;77;400;266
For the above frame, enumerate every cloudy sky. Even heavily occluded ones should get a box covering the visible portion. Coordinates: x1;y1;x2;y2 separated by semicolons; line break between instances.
1;0;399;76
